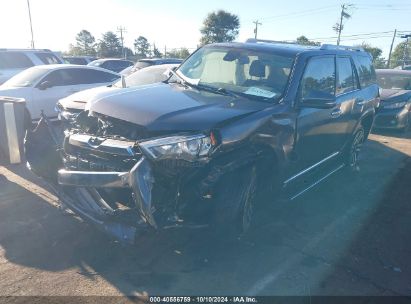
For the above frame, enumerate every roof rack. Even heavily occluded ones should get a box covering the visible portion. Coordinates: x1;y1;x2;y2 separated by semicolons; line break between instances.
245;38;298;45
320;44;364;52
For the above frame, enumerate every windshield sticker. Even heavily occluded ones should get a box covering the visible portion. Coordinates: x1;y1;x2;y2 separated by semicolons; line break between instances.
243;87;277;98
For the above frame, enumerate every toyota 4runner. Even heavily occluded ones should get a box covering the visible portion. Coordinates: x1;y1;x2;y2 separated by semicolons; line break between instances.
25;39;379;243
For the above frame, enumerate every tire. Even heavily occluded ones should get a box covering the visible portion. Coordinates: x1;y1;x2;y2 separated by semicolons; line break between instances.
212;165;258;238
345;126;365;172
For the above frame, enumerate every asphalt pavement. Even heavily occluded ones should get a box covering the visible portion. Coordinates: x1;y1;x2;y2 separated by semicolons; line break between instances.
0;130;410;297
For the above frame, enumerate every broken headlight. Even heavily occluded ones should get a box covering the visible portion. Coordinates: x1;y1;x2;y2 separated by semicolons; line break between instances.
139;134;214;161
383;101;407;109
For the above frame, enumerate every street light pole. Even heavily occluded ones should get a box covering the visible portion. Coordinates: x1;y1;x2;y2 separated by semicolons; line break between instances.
27;0;35;49
400;34;411;68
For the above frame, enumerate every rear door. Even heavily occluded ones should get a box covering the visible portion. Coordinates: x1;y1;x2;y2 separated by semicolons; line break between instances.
32;68;119;118
335;56;361;145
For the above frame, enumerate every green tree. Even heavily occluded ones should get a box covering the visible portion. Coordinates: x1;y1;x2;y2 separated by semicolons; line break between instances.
97;31;122;57
123;47;134;59
152;44;162;58
296;35;320;46
200;10;240;45
390;40;411;68
134;36;151;58
76;30;96;55
356;42;386;68
166;48;191;59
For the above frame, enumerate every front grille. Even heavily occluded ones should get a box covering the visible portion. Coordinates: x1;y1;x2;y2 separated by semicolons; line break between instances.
64;134;142;171
95;115;149;140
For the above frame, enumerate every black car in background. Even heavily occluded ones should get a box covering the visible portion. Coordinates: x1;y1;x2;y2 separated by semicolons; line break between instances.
88;58;134;73
374;69;411;131
26;40;379;243
63;56;97;65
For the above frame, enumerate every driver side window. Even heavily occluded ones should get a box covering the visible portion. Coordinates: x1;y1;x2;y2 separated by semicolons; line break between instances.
301;56;336;100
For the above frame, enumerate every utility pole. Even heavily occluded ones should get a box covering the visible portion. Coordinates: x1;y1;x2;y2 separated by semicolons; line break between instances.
253;20;262;39
164;45;167;58
335;4;353;45
387;29;397;68
117;26;127;58
26;0;35;48
401;34;411;68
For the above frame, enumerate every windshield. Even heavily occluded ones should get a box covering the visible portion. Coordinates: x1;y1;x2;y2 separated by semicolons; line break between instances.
134;61;154;70
2;66;48;87
88;61;102;67
176;46;295;101
377;73;411;90
114;65;171;88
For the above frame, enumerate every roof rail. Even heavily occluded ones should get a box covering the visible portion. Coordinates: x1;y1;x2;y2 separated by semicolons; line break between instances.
320;44;364;52
246;38;298;45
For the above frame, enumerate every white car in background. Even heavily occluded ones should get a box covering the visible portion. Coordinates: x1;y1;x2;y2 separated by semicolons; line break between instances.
0;48;64;84
0;64;120;121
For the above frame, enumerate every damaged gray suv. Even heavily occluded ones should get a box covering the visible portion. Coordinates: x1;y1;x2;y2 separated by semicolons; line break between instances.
25;39;379;243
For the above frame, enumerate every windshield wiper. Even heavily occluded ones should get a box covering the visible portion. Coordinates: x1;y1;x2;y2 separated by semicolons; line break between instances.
167;68;196;88
195;84;242;98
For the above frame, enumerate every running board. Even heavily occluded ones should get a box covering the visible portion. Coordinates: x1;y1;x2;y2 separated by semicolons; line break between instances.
290;164;345;200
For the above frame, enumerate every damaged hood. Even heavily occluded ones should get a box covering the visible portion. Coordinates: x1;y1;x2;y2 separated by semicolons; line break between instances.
86;83;268;132
58;85;119;111
380;89;411;102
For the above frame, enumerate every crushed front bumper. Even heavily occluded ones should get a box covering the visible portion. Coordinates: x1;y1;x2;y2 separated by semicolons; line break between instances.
58;157;156;228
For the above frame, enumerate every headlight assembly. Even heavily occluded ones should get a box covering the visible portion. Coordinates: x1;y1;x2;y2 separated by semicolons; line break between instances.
139;134;215;161
383;101;408;109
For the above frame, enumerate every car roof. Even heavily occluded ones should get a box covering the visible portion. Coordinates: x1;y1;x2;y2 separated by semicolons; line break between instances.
208;41;369;57
0;48;55;53
138;58;183;63
91;58;133;63
29;64;120;74
376;69;411;75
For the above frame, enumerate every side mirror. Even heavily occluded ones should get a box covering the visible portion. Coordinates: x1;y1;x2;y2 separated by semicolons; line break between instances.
38;81;52;90
300;97;336;109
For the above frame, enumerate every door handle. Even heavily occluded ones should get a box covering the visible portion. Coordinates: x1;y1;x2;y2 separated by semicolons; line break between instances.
330;109;343;118
355;98;366;106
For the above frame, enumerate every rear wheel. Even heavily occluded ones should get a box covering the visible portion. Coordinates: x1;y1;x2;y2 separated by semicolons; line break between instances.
212;165;258;238
345;126;365;172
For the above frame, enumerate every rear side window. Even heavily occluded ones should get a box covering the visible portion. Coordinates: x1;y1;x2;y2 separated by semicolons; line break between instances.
336;57;357;95
301;56;336;98
35;52;62;64
0;52;34;69
355;55;376;88
69;68;119;84
42;68;118;86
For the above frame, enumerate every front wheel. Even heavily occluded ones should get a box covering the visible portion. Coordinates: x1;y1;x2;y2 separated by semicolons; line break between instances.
212;165;258;238
345;126;365;172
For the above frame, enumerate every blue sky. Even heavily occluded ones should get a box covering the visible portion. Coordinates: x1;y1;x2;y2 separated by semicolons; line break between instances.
1;0;410;57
